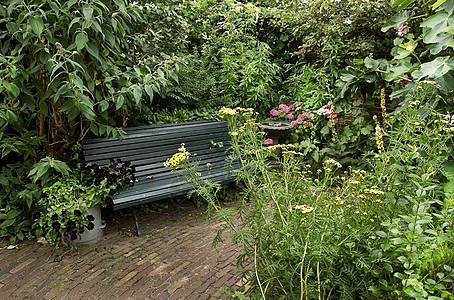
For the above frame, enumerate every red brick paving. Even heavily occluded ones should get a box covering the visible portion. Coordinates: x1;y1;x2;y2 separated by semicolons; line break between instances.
0;200;244;299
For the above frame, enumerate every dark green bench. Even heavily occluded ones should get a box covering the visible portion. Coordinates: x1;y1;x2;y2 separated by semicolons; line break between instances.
82;120;239;236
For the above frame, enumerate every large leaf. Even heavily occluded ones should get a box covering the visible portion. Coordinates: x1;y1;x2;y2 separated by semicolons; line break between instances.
421;8;454;44
382;11;409;32
414;56;454;80
385;60;414;81
435;70;454;92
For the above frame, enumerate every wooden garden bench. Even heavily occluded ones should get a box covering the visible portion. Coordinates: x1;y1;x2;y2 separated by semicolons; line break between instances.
82;120;239;236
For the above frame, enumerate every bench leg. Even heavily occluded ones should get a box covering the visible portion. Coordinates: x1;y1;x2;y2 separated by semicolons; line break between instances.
131;208;144;237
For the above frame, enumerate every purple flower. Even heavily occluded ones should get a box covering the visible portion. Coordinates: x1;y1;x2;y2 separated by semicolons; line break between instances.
86;222;95;230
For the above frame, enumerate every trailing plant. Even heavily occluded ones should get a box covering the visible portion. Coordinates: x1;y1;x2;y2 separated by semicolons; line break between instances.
33;159;134;248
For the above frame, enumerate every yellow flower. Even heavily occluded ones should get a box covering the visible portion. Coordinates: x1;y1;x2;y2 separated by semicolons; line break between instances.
219;107;237;116
163;143;191;168
329;105;337;142
294;204;315;213
380;88;390;131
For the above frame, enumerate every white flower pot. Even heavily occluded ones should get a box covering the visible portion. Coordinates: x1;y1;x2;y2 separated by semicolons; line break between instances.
72;204;106;246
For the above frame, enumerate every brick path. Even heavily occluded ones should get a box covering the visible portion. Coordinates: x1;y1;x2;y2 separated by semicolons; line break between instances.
0;200;244;299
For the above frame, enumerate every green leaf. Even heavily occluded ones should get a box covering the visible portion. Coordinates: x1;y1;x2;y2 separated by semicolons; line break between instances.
90;122;99;136
75;32;89;51
416;56;454;79
421;11;451;44
395;39;417;59
58;99;75;112
70;73;84;91
83;7;94;21
99;100;109;112
144;85;154;102
6;209;22;219
382;11;409;32
391;0;415;11
68;105;80;122
85;43;100;62
385;60;414;81
433;0;448;10
3;81;20;100
29;16;44;37
115;95;124;110
39;99;48;116
435;70;454;92
360;125;373;135
133;85;142;105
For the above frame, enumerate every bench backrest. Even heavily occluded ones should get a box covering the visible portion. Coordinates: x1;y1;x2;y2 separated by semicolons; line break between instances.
82;120;237;210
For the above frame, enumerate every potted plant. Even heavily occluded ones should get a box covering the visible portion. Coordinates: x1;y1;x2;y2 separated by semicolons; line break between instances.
33;159;134;248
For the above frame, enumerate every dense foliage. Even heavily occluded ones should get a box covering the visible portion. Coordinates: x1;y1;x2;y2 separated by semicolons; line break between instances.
1;0;453;298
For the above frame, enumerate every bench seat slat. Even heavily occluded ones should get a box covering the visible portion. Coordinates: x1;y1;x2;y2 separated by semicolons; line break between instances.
82;120;239;212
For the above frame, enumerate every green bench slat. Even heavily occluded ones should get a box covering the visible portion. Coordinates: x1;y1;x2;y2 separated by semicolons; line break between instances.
81;120;238;211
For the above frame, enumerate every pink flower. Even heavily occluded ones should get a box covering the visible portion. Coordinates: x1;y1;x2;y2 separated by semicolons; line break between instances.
305;122;313;128
399;23;408;32
264;138;273;145
297;119;303;125
279;104;288;111
448;98;452;102
324;104;331;110
287;114;294;120
270;109;280;116
291;121;298;126
397;22;408;37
